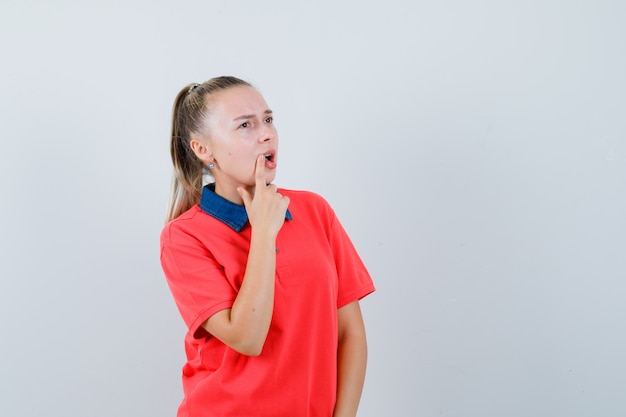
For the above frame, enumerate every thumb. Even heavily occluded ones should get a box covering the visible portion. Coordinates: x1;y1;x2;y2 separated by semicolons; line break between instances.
237;186;252;209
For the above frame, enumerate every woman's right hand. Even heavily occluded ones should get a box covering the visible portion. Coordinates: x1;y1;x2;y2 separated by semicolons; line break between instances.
238;154;290;237
203;155;288;356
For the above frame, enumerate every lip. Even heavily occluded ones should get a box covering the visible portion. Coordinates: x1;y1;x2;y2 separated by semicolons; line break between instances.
262;150;277;170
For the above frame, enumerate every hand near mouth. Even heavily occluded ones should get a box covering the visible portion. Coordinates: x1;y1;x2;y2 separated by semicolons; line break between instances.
238;154;289;237
263;151;277;170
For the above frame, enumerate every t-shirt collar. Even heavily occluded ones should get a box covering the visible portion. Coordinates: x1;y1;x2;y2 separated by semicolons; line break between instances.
199;183;293;232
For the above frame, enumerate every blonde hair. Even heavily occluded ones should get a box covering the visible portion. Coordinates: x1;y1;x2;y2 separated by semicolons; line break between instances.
167;76;251;222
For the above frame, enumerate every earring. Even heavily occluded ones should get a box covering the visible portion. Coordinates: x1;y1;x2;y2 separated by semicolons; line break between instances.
208;162;215;170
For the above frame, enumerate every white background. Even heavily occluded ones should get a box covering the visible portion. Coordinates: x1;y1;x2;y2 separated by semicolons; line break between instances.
1;1;625;416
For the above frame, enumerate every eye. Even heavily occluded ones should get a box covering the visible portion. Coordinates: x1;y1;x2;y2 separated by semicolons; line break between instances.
265;116;273;123
239;121;249;128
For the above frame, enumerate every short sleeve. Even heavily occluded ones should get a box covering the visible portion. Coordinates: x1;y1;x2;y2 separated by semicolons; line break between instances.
328;210;375;308
160;222;237;337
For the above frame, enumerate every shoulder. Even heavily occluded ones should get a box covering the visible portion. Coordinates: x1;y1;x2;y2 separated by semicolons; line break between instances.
279;189;333;210
278;188;337;223
160;205;206;245
279;188;328;204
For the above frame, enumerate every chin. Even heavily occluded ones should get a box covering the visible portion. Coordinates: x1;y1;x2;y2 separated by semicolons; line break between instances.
265;174;277;184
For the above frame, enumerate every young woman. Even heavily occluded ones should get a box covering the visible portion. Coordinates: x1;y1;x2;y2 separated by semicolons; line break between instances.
160;76;375;417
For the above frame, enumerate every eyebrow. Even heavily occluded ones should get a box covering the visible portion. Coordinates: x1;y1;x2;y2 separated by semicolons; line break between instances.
232;110;273;121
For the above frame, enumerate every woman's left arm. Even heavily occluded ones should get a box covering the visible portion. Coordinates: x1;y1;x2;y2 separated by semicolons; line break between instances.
333;300;368;417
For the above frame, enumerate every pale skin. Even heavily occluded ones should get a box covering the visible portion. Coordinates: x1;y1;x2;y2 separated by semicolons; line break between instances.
189;86;367;416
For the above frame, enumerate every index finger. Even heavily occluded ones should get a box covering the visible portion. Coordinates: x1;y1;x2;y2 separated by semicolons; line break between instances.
254;154;267;187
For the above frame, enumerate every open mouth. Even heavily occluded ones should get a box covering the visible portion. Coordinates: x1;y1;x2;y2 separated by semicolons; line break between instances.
262;152;277;169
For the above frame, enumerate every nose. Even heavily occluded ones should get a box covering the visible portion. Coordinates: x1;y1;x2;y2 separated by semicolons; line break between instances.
258;123;275;143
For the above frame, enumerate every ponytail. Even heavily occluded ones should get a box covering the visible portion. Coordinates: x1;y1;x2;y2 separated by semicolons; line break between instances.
166;76;252;222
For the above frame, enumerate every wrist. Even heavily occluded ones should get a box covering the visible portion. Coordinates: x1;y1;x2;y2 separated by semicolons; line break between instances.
250;228;278;250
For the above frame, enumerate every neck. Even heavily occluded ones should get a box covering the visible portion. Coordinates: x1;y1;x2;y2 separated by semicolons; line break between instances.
214;182;255;206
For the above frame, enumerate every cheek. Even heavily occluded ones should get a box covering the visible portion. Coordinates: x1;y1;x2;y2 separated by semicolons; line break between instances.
227;150;258;178
213;140;258;177
221;146;252;165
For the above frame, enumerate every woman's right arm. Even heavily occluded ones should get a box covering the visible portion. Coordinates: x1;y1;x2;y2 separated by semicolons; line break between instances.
200;155;289;356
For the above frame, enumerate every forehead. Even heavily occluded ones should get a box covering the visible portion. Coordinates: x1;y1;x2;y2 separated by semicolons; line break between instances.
209;85;269;117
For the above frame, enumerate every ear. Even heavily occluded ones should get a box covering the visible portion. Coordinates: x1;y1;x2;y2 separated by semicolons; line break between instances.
189;136;213;165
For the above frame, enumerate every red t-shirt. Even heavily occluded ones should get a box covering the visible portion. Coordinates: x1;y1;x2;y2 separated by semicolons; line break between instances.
160;187;375;417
